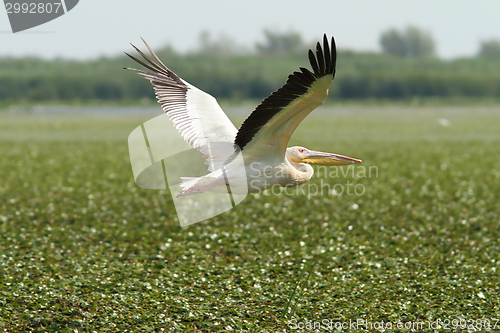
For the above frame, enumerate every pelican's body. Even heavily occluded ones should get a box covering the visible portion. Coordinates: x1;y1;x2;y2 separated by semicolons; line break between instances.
181;146;360;196
126;35;362;197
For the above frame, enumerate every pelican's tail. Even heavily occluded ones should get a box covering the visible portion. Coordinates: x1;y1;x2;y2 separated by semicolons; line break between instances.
177;176;217;197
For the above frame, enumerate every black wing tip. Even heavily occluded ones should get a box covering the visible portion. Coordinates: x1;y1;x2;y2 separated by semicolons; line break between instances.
308;34;336;77
124;51;134;61
126;40;174;75
234;34;338;150
126;39;163;71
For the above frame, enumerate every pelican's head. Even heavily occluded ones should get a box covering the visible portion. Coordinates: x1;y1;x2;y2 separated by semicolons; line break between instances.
287;146;362;166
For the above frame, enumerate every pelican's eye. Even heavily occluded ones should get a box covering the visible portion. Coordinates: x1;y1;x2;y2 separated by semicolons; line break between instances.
298;148;306;154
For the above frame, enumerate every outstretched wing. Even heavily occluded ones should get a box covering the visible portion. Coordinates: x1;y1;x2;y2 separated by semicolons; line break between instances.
235;34;336;163
125;39;238;171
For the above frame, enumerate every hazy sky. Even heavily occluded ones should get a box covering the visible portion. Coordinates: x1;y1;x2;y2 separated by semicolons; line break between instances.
1;0;500;59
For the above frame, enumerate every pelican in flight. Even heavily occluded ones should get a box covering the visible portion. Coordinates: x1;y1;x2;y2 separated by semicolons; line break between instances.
126;34;362;197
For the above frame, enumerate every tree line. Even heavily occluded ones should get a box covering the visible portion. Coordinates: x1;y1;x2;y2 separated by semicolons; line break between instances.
1;28;500;103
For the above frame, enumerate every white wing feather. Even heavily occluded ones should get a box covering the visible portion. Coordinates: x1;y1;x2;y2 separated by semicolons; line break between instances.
126;40;237;171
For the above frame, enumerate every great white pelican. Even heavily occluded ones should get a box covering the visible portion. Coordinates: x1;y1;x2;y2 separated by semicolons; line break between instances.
125;34;362;197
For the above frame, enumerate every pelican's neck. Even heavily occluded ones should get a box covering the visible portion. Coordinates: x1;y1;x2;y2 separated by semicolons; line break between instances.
285;151;314;184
